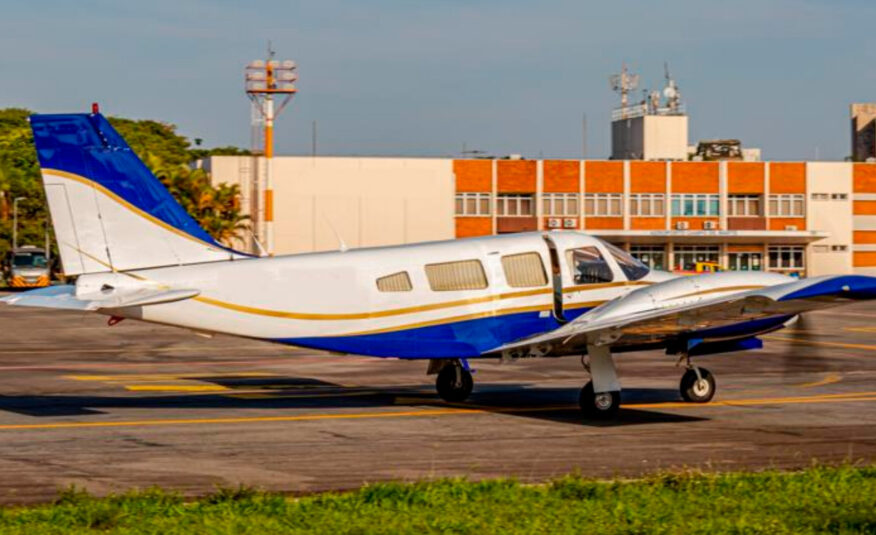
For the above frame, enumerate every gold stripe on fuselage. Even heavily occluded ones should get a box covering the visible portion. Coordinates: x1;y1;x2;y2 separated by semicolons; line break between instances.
191;281;650;321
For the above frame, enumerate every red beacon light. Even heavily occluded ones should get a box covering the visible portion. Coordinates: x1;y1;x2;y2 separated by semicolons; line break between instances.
91;102;100;114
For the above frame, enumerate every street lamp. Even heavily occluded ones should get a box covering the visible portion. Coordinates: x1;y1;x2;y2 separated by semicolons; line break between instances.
12;197;25;250
245;45;298;256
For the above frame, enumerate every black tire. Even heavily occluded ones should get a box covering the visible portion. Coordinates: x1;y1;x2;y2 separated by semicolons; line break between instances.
436;365;473;403
680;367;716;403
578;381;621;419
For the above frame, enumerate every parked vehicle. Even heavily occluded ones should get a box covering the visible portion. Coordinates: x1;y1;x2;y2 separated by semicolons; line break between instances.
5;246;50;288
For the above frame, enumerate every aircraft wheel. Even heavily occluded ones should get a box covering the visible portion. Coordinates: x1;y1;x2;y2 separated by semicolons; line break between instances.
435;364;473;403
578;381;620;419
680;367;716;403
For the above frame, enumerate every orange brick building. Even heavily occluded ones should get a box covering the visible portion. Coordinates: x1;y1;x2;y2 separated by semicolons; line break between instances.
455;159;876;277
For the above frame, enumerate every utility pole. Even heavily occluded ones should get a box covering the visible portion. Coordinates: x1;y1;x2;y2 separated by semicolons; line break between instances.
245;44;298;255
12;196;25;250
582;113;587;159
312;120;317;157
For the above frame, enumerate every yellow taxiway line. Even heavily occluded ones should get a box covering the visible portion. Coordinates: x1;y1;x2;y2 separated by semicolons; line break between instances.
0;390;875;432
796;373;842;389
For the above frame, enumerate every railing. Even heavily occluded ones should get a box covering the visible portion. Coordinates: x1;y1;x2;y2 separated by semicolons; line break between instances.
611;104;686;121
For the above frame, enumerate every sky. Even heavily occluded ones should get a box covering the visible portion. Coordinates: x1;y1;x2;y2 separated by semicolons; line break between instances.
1;0;875;161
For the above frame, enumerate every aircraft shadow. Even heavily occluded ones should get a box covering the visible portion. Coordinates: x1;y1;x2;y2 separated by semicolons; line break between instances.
0;374;706;426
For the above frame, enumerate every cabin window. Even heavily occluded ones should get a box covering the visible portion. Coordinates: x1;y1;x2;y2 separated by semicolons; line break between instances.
565;247;613;284
501;252;548;288
425;260;488;291
376;271;413;292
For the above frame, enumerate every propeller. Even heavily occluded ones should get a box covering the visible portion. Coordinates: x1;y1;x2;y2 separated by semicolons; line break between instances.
776;313;833;376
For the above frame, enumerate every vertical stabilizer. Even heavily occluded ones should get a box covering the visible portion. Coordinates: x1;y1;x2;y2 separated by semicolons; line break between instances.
30;112;249;275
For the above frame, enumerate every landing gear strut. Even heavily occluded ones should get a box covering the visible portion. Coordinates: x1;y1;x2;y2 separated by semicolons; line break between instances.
435;360;473;403
579;345;622;419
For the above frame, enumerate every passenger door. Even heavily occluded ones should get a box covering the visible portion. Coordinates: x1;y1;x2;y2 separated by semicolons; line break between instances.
544;233;628;322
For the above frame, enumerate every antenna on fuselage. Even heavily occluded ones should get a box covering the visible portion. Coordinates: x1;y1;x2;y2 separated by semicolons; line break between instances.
322;214;349;253
248;229;269;257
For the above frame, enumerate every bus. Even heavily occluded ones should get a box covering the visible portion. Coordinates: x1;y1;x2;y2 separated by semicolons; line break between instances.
5;246;50;288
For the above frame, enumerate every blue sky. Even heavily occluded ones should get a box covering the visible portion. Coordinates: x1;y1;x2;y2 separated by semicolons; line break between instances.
1;0;874;160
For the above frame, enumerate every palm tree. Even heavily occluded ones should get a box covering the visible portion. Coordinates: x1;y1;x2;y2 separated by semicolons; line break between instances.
146;154;250;247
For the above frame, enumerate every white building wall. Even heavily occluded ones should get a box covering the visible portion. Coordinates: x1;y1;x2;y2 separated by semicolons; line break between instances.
642;115;688;161
806;162;853;276
209;156;455;255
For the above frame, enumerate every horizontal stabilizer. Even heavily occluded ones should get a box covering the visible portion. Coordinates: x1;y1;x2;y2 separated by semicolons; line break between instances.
1;285;199;311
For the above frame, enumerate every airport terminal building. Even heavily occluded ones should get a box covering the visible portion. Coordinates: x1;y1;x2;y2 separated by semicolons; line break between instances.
207;156;876;278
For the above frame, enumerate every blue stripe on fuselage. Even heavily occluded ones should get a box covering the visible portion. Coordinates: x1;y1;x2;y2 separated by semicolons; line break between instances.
277;309;792;359
279;309;568;358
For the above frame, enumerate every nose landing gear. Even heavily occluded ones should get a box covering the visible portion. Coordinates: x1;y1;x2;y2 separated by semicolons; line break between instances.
680;366;716;403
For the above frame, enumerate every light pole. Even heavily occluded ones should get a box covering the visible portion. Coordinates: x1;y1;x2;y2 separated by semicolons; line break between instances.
12;196;25;250
245;45;298;256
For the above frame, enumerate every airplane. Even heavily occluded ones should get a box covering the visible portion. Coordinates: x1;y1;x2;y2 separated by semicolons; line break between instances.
4;109;876;420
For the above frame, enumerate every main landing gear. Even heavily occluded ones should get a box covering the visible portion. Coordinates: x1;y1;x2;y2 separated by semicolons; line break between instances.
578;345;622;419
433;359;474;403
577;347;718;420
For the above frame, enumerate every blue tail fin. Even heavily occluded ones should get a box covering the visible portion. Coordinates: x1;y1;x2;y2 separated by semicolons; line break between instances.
30;112;249;275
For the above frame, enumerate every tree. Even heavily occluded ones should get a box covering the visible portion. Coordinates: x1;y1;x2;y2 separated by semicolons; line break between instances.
0;108;250;263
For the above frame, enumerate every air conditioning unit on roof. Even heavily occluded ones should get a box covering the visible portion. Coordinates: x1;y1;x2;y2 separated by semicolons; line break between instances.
703;221;718;230
547;218;561;229
563;218;577;228
675;221;689;230
785;225;798;231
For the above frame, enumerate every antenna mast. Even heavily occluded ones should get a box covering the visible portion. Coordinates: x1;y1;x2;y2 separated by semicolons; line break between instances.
609;63;640;119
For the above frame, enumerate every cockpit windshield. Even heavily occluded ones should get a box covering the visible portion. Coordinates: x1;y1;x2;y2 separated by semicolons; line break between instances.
603;241;650;281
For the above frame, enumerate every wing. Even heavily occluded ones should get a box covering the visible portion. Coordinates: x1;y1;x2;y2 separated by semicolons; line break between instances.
1;284;200;311
491;275;876;357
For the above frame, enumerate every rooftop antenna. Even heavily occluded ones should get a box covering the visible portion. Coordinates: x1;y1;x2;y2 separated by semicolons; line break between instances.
663;61;681;112
609;63;639;119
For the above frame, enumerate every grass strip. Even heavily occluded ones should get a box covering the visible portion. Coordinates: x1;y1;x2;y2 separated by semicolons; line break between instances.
0;464;874;534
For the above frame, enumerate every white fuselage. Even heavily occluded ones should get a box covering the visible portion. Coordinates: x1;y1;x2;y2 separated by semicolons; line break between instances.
76;232;793;359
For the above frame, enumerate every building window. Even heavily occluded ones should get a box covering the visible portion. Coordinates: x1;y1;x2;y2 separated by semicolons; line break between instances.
768;194;805;216
768;245;805;270
455;193;491;216
831;193;848;200
811;193;829;201
376;271;413;292
583;193;623;216
831;244;848;252
629;194;665;216
671;194;720;216
728;252;762;271
501;252;548;288
425;260;488;291
496;194;534;216
728;195;762;216
673;245;720;271
543;193;579;216
630;245;667;271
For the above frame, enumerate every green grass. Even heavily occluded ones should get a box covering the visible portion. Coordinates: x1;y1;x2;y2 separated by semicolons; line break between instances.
1;465;875;534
